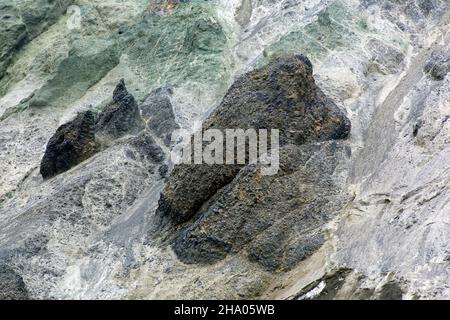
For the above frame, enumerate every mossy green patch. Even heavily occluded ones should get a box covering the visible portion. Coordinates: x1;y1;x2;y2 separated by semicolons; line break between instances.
266;1;364;61
0;102;28;121
0;190;15;208
29;37;120;108
265;0;405;64
123;2;231;88
5;191;14;199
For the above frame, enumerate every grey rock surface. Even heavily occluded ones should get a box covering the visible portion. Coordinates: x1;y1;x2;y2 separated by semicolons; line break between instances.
0;264;29;300
140;86;179;147
0;0;449;300
17;0;73;39
294;268;405;300
29;38;120;108
424;47;450;80
0;2;27;80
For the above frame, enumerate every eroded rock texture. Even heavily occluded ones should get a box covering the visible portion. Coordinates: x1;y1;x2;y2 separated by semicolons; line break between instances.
40;79;147;179
157;55;350;226
0;0;73;80
96;79;145;143
140;86;179;146
40;111;98;179
29;39;120;108
156;55;351;270
424;47;450;80
174;141;351;271
0;264;29;300
0;2;26;80
294;268;405;300
0;0;449;300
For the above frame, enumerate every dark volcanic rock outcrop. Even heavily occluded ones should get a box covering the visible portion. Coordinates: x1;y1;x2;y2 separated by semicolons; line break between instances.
156;55;351;225
40;79;147;179
174;141;351;270
155;55;351;270
140;86;180;146
0;264;29;300
201;55;350;142
40;80;148;179
40;111;99;179
96;79;145;143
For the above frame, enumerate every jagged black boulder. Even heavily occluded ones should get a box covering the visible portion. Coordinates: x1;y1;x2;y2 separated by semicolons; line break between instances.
40;79;146;179
172;141;351;270
96;79;145;143
40;111;99;179
156;55;351;225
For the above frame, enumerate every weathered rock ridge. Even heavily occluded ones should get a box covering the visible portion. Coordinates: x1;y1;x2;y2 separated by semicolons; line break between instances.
0;0;74;80
156;55;350;226
0;0;449;300
40;79;145;179
96;78;145;143
154;54;351;271
173;141;351;271
40;110;98;179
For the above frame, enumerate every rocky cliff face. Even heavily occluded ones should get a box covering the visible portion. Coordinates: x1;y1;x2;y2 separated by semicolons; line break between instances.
156;55;350;226
0;0;449;299
157;55;351;273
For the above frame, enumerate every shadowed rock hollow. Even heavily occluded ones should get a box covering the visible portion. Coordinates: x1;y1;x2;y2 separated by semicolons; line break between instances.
140;86;180;147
